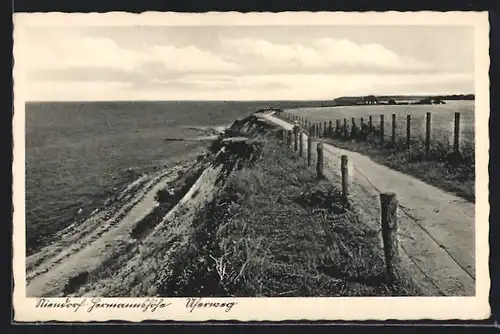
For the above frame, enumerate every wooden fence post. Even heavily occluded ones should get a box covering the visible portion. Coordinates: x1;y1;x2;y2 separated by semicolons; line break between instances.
322;122;326;137
294;129;298;152
341;155;349;208
360;117;364;128
287;130;293;148
425;112;431;160
406;114;411;153
454;112;460;154
329;120;333;137
307;135;312;166
316;143;324;180
369;115;373;133
299;131;304;157
336;119;340;134
380;114;385;144
380;193;399;284
392;113;396;145
343;118;348;139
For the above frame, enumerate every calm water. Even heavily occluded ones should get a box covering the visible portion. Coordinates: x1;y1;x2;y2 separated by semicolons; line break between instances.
25;101;276;254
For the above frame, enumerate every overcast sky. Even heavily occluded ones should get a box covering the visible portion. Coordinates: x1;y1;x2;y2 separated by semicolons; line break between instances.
22;25;475;101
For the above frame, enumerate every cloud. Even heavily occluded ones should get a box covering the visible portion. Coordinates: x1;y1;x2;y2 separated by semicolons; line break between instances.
24;35;139;72
21;28;473;101
221;37;431;71
23;31;240;75
147;45;240;72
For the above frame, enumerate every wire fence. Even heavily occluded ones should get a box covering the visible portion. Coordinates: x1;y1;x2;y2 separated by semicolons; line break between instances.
278;107;474;167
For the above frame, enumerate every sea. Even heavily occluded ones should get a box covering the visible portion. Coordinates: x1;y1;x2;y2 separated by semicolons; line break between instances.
25;100;285;255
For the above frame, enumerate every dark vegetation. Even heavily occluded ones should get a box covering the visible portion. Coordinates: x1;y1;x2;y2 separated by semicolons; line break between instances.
129;165;207;240
334;94;474;106
63;271;90;295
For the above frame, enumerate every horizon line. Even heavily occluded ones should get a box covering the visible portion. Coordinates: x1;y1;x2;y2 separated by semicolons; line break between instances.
24;93;475;103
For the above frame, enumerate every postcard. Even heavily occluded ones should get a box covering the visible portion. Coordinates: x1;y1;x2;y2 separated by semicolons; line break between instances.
12;11;490;322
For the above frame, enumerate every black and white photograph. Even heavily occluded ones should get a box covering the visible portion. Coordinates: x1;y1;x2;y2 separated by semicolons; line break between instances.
13;11;490;321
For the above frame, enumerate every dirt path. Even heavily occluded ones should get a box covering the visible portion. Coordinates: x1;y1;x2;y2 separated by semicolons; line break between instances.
260;112;475;296
26;165;189;297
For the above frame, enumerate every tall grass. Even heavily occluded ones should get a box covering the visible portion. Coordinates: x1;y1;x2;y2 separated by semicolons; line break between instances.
162;128;422;297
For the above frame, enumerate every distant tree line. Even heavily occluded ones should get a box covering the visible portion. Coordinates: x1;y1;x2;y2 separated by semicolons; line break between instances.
333;94;474;107
432;94;475;100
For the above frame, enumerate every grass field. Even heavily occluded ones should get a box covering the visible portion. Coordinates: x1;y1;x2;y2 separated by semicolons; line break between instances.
287;100;475;150
284;100;475;201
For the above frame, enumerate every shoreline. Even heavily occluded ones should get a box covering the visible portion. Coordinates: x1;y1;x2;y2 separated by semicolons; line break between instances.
25;131;222;257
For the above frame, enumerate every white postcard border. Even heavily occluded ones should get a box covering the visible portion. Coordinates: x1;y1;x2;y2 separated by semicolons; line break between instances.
12;11;491;322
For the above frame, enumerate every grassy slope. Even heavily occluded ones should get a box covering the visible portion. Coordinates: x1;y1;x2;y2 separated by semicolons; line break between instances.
164;123;421;297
